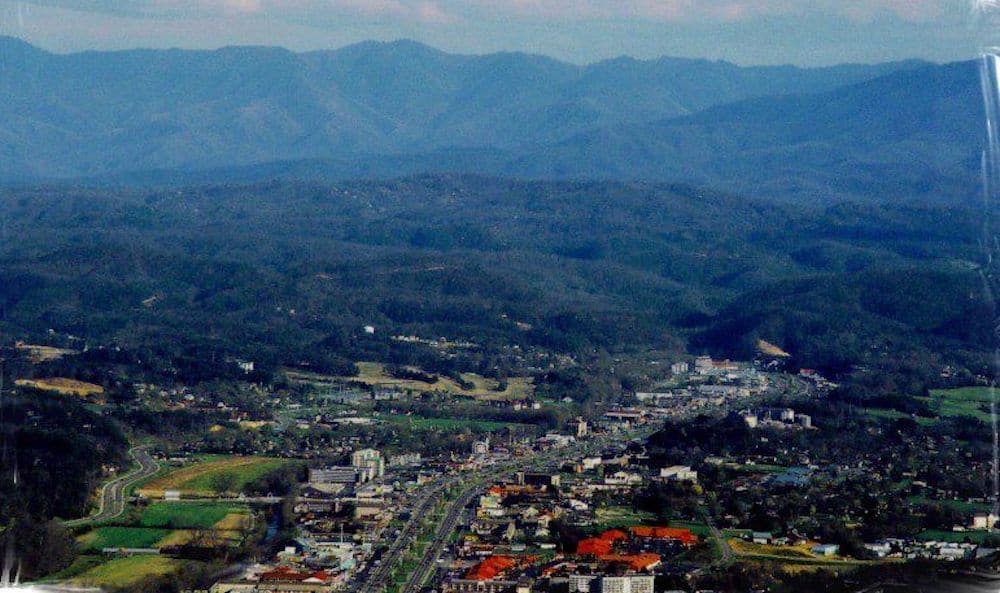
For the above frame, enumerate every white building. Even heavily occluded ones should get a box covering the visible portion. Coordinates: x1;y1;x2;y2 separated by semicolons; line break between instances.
351;448;385;480
971;512;999;530
473;439;491;455
598;576;655;593
660;465;698;482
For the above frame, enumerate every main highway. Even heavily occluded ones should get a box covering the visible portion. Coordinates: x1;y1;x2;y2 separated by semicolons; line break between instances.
64;445;160;527
352;428;651;593
355;475;461;593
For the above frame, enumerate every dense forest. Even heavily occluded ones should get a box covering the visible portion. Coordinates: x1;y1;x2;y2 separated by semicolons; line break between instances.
0;175;988;384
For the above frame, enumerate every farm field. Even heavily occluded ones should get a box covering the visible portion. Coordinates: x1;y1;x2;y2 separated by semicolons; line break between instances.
136;455;293;497
387;415;527;432
724;463;789;474
15;377;105;398
729;539;818;559
924;387;995;423
140;502;249;530
289;362;534;400
15;343;78;362
77;527;173;551
909;496;992;514
916;529;994;544
69;555;187;588
591;506;657;530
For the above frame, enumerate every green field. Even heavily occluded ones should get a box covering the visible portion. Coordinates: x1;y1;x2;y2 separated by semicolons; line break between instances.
726;463;788;474
391;416;524;432
137;455;296;497
70;555;187;588
916;529;994;544
668;520;713;537
925;387;995;423
140;503;247;529
591;506;657;531
78;527;173;551
910;496;992;514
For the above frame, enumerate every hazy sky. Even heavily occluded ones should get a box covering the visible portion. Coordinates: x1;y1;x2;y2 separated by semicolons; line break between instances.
0;0;985;65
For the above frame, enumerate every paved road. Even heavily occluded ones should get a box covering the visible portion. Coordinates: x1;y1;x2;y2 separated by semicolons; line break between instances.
64;446;160;527
705;518;734;566
402;483;479;593
356;477;458;593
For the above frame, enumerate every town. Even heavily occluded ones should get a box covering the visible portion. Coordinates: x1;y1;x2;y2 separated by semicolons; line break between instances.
2;338;984;593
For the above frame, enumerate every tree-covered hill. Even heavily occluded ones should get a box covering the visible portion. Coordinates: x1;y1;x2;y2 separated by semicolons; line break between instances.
0;176;988;378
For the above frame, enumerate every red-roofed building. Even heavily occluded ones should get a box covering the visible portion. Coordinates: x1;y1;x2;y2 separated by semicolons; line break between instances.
598;553;662;572
576;537;613;556
467;556;517;581
599;529;628;542
628;526;698;546
465;555;538;582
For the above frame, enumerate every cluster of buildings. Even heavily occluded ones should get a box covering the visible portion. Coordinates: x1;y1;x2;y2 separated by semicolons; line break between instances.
308;449;386;487
634;356;773;418
213;446;434;593
434;444;712;593
739;407;813;430
862;538;996;562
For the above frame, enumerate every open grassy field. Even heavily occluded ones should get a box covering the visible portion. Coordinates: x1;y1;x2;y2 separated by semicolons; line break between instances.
77;527;173;551
70;556;186;588
136;455;293;497
140;503;249;530
15;377;104;398
925;387;995;423
730;539;819;559
668;520;713;537
289;362;534;400
909;496;992;514
387;415;526;432
724;463;788;474
916;529;994;544
591;506;657;531
15;343;78;362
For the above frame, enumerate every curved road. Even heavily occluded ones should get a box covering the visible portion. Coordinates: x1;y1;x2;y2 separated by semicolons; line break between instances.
64;446;160;527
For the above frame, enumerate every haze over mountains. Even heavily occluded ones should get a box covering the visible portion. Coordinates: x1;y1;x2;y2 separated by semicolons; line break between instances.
0;36;983;203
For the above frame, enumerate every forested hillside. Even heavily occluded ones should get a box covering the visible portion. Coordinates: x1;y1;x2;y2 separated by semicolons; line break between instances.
0;176;988;382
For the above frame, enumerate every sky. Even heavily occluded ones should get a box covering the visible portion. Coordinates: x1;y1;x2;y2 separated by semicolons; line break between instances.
0;0;987;66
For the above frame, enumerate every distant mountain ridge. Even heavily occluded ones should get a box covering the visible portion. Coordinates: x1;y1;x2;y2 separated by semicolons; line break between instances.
86;60;984;206
0;36;927;184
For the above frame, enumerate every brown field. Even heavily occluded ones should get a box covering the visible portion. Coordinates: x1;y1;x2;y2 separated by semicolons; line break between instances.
214;512;251;531
730;539;825;560
16;377;105;398
757;340;791;358
288;362;534;400
15;343;78;363
155;514;248;547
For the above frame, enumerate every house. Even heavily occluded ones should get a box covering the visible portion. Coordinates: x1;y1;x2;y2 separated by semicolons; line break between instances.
864;541;893;558
751;532;772;545
659;466;698;482
971;512;999;530
811;544;840;557
670;362;689;375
